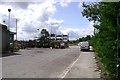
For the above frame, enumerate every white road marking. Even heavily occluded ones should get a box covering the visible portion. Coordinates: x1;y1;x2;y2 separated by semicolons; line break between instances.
59;51;82;78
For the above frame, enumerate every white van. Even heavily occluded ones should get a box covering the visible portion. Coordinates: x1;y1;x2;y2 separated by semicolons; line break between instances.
80;41;89;51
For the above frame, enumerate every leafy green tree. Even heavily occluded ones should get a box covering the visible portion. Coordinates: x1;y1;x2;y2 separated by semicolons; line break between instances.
82;2;120;79
38;29;50;47
41;29;49;37
78;35;91;42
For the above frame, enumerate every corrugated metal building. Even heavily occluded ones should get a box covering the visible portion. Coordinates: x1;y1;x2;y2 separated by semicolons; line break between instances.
0;23;16;53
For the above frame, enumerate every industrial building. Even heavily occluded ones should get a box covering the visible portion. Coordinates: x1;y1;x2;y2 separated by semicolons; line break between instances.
0;23;16;54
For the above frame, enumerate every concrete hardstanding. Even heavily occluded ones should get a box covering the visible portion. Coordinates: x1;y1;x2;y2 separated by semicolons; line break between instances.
2;46;100;78
64;52;101;78
2;46;80;78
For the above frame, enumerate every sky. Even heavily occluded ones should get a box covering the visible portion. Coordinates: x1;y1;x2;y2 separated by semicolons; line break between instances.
0;0;96;40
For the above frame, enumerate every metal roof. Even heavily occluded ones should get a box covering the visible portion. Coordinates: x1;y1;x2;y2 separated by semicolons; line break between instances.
0;22;8;27
10;32;16;35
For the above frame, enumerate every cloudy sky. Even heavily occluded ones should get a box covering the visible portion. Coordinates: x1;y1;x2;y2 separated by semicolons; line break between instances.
0;0;97;40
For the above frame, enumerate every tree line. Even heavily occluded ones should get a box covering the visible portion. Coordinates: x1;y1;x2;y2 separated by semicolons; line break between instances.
82;2;120;79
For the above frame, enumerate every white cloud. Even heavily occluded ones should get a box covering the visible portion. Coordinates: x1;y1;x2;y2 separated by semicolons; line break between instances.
45;18;64;34
60;21;94;40
0;1;94;40
59;0;71;7
1;0;110;3
0;0;65;40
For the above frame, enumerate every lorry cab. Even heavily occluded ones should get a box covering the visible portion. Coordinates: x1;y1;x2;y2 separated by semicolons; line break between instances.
80;41;89;51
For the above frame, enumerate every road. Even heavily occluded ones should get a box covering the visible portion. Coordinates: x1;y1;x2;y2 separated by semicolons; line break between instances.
2;46;80;78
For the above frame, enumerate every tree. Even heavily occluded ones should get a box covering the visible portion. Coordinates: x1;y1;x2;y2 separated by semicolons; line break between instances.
78;35;91;42
41;29;49;37
82;2;120;79
38;29;50;48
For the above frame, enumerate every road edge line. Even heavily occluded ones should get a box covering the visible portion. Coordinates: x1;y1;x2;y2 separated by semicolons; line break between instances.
60;51;82;78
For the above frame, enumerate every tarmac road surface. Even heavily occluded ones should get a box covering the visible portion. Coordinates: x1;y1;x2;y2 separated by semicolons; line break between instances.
2;46;80;78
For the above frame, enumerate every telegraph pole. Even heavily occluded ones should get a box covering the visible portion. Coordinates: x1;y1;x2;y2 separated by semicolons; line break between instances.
51;26;52;34
8;8;11;30
16;19;18;50
8;8;11;52
16;19;18;41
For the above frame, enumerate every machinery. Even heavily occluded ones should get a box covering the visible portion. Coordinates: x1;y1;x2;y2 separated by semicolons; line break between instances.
49;34;69;49
35;29;69;49
36;34;69;49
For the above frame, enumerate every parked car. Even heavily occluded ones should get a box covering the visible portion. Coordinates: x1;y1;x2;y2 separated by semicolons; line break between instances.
80;41;89;51
89;46;94;51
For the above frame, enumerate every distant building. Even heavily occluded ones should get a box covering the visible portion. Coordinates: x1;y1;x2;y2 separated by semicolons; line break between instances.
0;23;16;53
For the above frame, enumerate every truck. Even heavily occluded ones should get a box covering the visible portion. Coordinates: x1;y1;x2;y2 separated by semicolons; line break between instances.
79;41;89;51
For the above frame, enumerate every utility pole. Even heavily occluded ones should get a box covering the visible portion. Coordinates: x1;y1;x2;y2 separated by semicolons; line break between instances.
8;8;11;30
8;8;11;52
16;19;18;42
51;26;52;34
16;19;18;50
